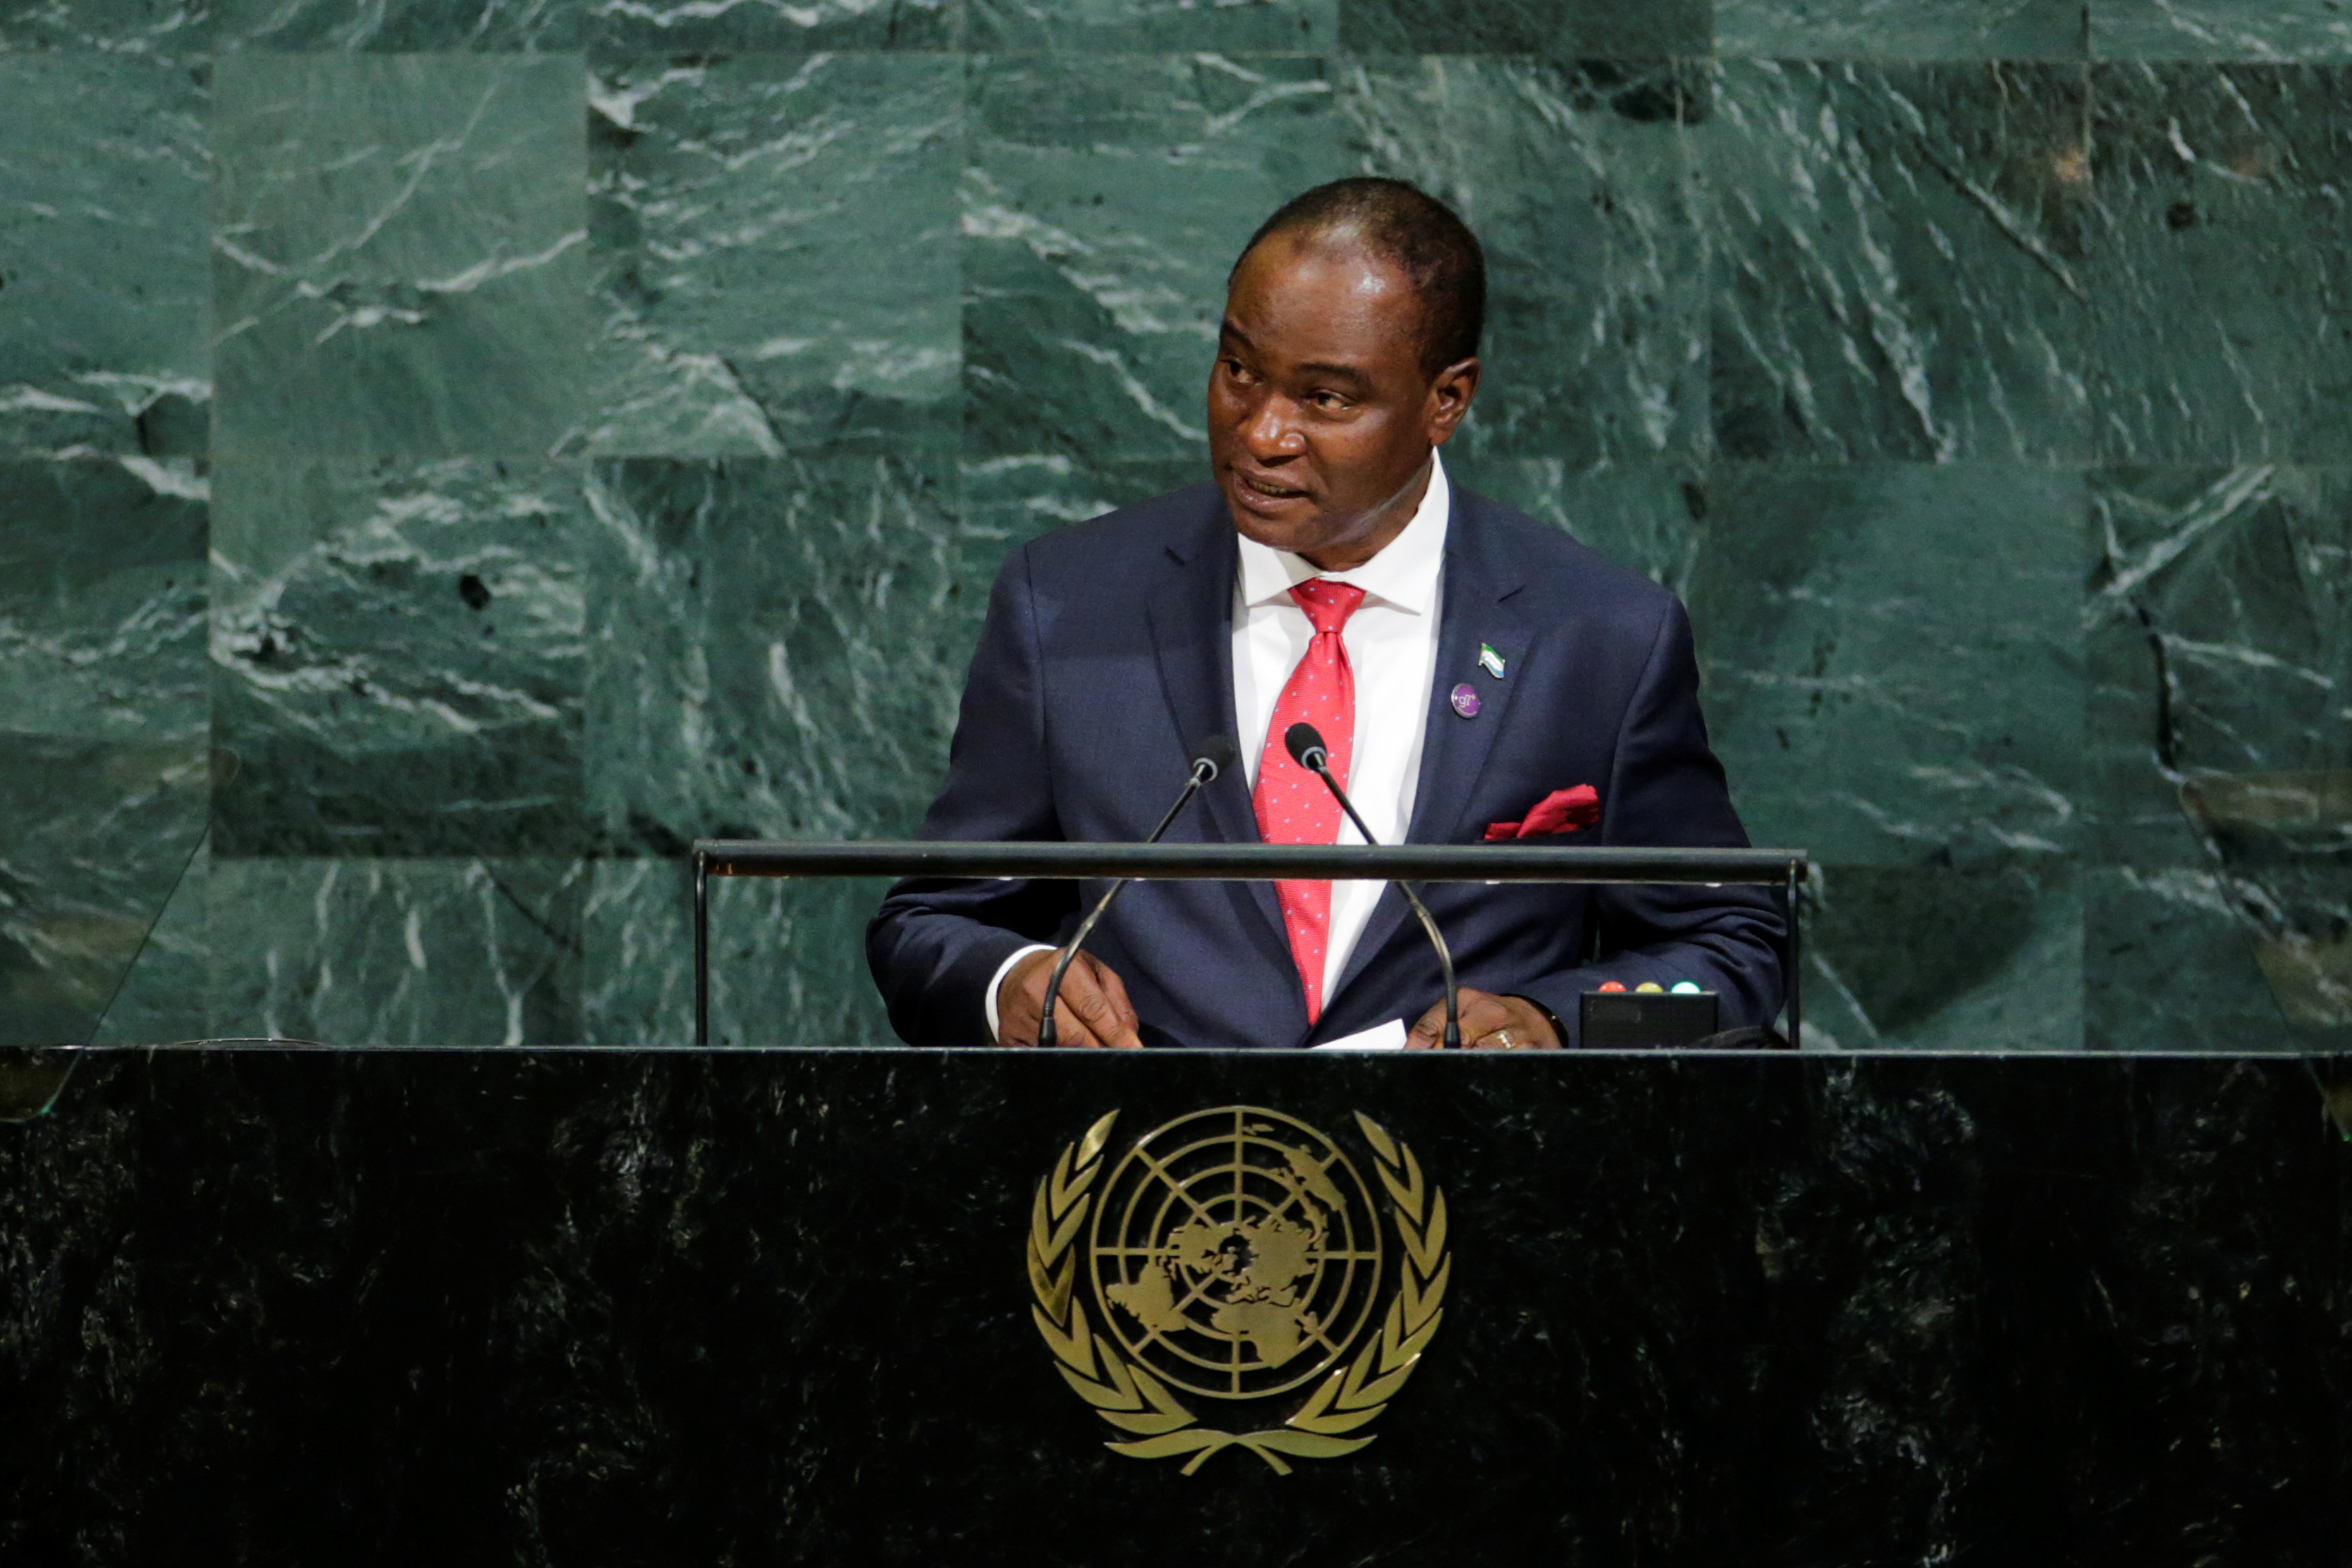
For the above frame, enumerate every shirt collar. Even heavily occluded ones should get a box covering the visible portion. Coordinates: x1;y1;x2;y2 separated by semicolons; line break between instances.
1235;451;1450;616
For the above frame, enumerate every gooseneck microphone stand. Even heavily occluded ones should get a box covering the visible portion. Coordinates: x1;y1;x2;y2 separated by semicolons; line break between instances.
1285;721;1463;1051
1035;737;1237;1049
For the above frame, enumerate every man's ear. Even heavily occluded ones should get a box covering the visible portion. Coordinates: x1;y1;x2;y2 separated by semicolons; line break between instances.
1426;356;1481;445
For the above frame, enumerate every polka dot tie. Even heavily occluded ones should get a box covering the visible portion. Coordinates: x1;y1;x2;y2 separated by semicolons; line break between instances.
1252;579;1366;1025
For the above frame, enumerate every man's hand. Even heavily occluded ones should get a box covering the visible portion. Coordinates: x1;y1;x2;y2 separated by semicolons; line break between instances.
996;948;1144;1048
1406;987;1560;1051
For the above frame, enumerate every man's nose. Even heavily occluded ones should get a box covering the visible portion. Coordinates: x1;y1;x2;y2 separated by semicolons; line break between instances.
1242;394;1307;460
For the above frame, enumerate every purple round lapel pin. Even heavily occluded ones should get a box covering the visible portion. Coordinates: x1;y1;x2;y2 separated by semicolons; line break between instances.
1450;682;1481;718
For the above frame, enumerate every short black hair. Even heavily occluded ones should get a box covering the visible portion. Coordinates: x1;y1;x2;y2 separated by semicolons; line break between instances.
1230;178;1486;379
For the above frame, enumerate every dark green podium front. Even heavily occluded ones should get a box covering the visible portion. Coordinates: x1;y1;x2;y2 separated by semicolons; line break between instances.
2;1047;2345;1566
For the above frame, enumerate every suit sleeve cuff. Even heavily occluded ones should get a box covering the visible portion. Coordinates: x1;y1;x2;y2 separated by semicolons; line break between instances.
984;944;1058;1043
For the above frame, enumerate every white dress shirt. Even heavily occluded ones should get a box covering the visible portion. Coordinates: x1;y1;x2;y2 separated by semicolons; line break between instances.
984;454;1452;1041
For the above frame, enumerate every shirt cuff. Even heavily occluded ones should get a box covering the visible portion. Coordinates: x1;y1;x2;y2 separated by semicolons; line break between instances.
984;943;1059;1043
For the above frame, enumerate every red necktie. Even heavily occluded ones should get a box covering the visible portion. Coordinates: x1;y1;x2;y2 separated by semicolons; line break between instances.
1253;579;1366;1024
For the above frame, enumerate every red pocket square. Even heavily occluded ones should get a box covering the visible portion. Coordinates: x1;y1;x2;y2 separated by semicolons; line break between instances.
1483;785;1601;841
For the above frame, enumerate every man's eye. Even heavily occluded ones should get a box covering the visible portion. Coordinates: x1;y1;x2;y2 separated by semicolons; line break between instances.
1311;391;1349;410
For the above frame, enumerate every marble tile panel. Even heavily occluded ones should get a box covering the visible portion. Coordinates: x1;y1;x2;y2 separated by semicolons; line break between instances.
2083;865;2319;1051
212;0;949;52
1708;61;2093;463
2090;0;2352;60
972;0;1331;51
210;54;588;460
0;459;210;743
581;859;895;1043
0;740;209;1048
0;0;207;50
209;458;588;856
1339;59;1708;469
1799;857;2082;1051
963;53;1349;465
577;53;961;459
2085;467;2352;865
0;460;209;1048
1688;463;2084;864
205;857;584;1044
583;455;971;855
0;56;210;460
2088;64;2352;463
1338;0;1709;57
87;842;212;1046
589;0;953;52
1717;0;2086;60
210;0;586;47
1445;459;1706;594
961;450;1205;549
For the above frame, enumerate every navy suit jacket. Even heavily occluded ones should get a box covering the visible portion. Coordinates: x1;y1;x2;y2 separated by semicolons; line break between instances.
866;481;1786;1048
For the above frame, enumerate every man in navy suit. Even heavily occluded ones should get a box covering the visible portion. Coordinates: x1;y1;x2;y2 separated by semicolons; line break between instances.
869;179;1784;1050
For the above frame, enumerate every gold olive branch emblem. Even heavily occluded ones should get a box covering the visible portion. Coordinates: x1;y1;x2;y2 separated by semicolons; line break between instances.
1027;1110;1450;1475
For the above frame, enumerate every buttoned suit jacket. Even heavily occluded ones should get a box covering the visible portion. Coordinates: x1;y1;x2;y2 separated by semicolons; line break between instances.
865;481;1786;1048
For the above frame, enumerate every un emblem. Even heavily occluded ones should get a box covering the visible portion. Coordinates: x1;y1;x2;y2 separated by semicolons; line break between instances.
1027;1106;1450;1474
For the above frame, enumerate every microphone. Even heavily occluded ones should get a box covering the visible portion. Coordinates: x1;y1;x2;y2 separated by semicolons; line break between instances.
1036;735;1238;1049
1284;721;1463;1051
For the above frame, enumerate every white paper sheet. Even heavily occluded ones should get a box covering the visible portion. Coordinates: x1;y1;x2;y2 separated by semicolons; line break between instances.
1310;1018;1408;1051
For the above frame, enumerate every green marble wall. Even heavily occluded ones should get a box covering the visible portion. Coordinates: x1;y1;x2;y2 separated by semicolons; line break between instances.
4;1;2348;1047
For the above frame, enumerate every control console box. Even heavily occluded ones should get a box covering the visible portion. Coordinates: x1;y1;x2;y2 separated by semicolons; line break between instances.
1580;989;1721;1048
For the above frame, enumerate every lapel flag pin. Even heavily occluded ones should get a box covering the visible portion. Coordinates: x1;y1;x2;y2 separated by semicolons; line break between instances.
1478;644;1506;679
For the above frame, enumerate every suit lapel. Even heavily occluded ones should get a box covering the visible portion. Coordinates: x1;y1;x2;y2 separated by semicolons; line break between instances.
1326;488;1535;1013
1145;496;1288;948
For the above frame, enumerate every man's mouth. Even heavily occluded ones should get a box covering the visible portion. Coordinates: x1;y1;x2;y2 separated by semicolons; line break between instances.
1235;470;1309;503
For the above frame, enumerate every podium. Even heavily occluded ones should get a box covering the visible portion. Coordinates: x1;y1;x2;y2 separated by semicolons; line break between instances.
1;1043;2344;1564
